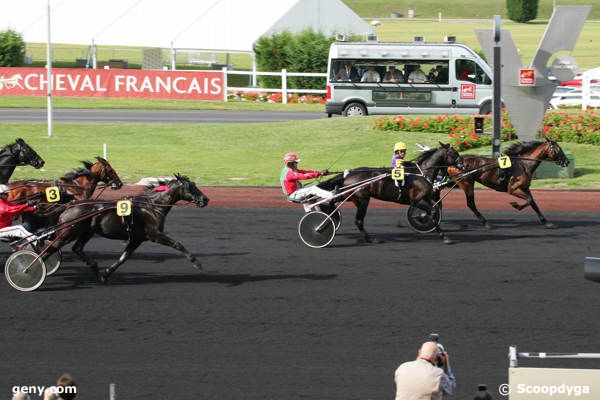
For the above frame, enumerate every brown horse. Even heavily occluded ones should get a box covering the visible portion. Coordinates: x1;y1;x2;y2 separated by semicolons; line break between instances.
8;157;122;204
447;138;569;229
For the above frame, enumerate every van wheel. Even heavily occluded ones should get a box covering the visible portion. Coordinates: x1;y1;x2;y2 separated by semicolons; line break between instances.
343;102;367;117
479;102;492;115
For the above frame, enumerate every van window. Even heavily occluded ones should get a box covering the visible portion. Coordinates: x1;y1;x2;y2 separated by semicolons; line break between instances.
456;60;491;85
330;59;449;84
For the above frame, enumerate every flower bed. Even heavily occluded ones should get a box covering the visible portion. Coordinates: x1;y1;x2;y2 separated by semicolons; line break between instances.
542;110;600;145
372;109;517;150
227;91;325;104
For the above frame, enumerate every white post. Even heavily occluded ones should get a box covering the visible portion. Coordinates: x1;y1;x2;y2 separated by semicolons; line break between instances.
438;11;442;22
92;39;97;69
222;66;228;102
582;72;590;110
509;346;518;368
103;143;107;160
252;53;257;87
282;68;287;104
46;0;53;137
170;42;176;70
109;383;116;400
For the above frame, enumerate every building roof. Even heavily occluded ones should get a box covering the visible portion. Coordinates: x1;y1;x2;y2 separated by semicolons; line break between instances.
3;0;371;51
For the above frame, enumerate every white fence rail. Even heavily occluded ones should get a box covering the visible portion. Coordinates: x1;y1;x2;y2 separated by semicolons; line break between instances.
223;67;327;104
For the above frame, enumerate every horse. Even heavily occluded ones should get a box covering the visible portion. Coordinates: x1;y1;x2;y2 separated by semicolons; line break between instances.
447;138;569;229
42;174;209;283
8;157;123;204
320;143;464;244
0;138;45;183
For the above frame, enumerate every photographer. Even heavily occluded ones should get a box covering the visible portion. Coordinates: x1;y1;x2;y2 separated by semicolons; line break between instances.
394;340;456;400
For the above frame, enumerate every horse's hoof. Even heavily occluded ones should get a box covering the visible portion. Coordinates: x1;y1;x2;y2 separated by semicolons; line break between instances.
484;223;494;230
372;238;384;244
99;270;110;284
192;261;203;270
544;222;556;229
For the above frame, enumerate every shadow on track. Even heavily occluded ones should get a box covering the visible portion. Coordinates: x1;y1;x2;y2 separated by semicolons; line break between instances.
37;267;337;291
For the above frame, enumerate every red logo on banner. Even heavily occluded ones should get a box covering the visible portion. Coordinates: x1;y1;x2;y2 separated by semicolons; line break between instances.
519;69;535;85
0;67;224;100
460;83;476;100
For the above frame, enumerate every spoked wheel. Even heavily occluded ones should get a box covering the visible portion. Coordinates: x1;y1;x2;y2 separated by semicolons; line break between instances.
5;250;47;292
330;209;342;231
406;203;443;233
27;241;62;276
298;211;336;248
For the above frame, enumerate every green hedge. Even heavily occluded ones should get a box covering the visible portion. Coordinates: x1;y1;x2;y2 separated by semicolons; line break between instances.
253;30;335;90
0;29;25;67
507;0;539;23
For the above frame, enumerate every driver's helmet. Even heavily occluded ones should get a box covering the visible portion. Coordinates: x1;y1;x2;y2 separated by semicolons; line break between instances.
394;142;407;152
283;152;300;163
0;184;9;194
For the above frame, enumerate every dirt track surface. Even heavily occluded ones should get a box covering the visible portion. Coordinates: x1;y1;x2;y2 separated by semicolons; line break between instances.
98;185;600;211
2;207;600;400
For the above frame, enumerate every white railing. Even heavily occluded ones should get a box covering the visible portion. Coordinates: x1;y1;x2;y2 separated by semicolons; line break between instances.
222;67;327;104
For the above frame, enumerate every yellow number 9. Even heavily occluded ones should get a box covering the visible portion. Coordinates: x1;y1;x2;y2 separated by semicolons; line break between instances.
116;200;132;216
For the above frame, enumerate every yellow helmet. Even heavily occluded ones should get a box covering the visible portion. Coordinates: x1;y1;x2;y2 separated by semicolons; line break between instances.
394;142;407;152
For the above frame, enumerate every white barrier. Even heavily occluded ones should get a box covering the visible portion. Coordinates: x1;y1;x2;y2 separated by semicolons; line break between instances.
223;67;327;104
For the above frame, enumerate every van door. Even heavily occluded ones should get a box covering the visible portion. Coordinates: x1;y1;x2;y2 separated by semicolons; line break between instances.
454;59;491;113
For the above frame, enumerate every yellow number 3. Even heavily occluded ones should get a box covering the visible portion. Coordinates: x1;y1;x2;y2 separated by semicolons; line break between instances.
45;186;60;203
116;200;132;216
498;155;512;169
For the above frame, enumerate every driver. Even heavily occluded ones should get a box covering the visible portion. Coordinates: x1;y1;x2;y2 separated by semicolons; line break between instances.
390;142;408;168
0;184;37;242
280;152;333;202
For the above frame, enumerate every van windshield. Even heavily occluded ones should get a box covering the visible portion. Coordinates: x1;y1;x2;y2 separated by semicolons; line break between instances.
330;59;450;84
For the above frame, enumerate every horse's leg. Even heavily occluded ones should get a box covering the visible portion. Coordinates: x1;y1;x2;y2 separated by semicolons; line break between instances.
460;180;491;229
352;194;379;243
149;232;204;269
509;187;554;228
71;231;100;277
100;240;142;283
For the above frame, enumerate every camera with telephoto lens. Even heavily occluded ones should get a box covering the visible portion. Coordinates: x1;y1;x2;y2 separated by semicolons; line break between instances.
428;333;446;368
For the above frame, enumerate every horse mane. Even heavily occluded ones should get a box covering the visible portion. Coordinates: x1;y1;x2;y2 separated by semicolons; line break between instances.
61;167;92;181
414;148;438;164
505;141;544;156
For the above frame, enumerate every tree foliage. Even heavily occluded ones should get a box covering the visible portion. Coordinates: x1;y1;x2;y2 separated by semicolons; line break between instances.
507;0;539;23
0;29;25;67
253;29;335;90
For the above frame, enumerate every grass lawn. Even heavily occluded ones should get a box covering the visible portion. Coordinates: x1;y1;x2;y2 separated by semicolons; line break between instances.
375;19;600;70
2;117;598;189
0;96;323;112
344;0;600;19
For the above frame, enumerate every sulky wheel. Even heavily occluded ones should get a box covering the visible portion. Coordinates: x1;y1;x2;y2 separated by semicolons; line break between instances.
298;211;336;248
28;241;62;276
5;249;47;292
406;203;443;233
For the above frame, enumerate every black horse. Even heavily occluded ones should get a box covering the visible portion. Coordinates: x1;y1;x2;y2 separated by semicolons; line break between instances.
0;138;45;183
43;174;209;283
321;143;463;244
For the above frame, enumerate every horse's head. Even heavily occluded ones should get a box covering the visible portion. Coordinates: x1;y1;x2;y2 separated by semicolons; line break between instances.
543;137;569;167
12;138;45;169
173;174;209;207
438;142;464;170
90;157;123;189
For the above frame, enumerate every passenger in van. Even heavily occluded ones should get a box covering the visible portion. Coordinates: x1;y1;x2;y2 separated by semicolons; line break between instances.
408;64;427;83
383;66;404;83
458;61;475;82
428;66;441;83
334;61;359;82
361;66;381;83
